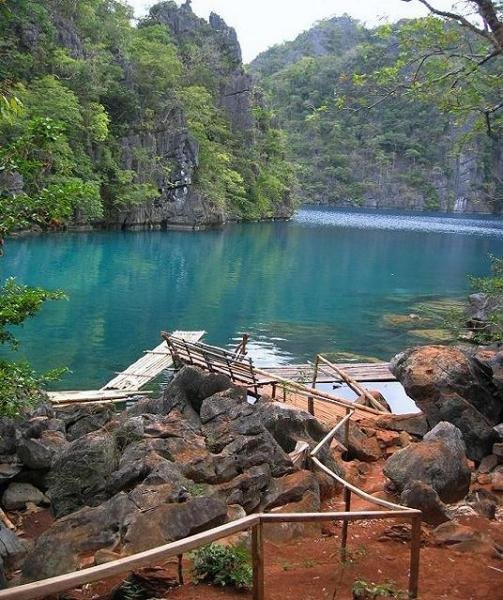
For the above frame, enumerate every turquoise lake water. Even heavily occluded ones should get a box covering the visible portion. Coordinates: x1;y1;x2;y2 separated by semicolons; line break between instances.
2;207;503;390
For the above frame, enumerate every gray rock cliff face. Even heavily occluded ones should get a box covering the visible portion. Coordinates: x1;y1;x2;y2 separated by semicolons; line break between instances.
111;108;225;229
108;2;283;228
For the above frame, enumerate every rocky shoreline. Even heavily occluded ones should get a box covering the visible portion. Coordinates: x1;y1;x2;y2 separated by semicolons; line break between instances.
0;344;502;594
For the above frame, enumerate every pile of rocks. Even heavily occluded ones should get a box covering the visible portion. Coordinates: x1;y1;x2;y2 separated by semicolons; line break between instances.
381;344;503;538
0;366;341;584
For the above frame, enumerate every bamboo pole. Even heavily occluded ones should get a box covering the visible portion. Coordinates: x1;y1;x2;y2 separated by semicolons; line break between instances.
308;355;319;415
310;411;354;457
251;366;382;416
317;355;390;413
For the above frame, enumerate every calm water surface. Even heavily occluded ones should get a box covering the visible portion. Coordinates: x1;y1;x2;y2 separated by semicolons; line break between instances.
2;207;502;390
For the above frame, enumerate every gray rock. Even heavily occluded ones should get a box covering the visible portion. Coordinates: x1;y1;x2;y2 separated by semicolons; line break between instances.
493;442;503;458
18;416;65;440
56;404;113;441
1;483;49;511
123;495;228;554
424;421;467;454
260;470;320;511
465;489;499;520
17;430;68;470
375;412;429;438
48;431;119;517
163;366;235;423
0;419;17;455
384;423;471;503
22;491;227;581
0;523;27;568
0;462;22;485
400;481;451;526
217;465;271;513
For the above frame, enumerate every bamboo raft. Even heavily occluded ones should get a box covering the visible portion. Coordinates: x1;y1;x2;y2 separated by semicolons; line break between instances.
261;362;395;383
48;330;205;404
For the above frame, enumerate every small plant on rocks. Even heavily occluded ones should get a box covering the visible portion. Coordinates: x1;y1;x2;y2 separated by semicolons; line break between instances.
191;543;252;590
352;579;407;599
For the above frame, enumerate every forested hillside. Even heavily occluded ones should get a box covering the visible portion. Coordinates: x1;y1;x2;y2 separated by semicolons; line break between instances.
0;0;294;231
250;15;502;213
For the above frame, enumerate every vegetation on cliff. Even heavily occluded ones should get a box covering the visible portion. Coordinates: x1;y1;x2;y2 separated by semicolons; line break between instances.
0;0;294;232
250;6;502;212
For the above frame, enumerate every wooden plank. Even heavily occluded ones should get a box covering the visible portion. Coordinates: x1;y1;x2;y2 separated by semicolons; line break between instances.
102;330;205;391
262;362;395;383
252;523;264;600
48;390;153;404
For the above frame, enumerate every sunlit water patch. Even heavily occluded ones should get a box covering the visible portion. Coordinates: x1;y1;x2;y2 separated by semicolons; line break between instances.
296;206;503;237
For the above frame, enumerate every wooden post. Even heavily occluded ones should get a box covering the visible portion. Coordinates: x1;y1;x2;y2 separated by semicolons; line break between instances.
308;356;319;415
340;489;352;561
249;358;259;397
177;554;184;585
344;406;351;461
252;523;265;600
409;514;421;599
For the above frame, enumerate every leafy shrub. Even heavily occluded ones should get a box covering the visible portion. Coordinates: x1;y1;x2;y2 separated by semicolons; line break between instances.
191;543;252;590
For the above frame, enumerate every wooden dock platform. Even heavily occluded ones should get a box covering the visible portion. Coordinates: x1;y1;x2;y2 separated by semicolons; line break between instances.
102;330;205;391
261;362;395;383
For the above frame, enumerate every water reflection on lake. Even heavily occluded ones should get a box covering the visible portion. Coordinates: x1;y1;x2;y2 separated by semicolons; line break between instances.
2;206;502;390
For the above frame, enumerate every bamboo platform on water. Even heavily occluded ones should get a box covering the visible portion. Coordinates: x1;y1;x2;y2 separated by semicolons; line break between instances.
101;330;205;391
48;330;205;404
261;362;395;383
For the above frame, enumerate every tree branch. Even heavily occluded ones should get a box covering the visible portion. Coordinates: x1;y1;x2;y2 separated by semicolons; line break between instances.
402;0;503;52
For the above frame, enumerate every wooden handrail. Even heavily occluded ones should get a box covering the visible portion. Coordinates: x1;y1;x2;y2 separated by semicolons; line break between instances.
0;510;420;600
310;410;355;457
317;355;391;413
0;516;260;600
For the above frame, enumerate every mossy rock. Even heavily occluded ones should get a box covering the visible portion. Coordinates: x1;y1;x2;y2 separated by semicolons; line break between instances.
323;351;381;364
409;328;454;342
382;313;423;328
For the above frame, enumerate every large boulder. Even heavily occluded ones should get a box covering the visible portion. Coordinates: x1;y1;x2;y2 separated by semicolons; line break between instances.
162;366;235;426
48;431;119;517
22;489;227;581
17;430;68;470
384;422;471;503
1;482;49;511
375;413;429;438
260;470;320;511
391;345;501;460
56;404;114;441
0;523;27;582
400;481;450;526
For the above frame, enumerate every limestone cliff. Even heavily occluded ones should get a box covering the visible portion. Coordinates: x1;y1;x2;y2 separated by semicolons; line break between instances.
0;0;294;231
250;16;501;214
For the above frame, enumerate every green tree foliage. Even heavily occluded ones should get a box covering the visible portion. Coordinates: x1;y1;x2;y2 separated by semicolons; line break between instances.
0;0;292;230
251;11;501;211
466;255;503;343
0;277;66;416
